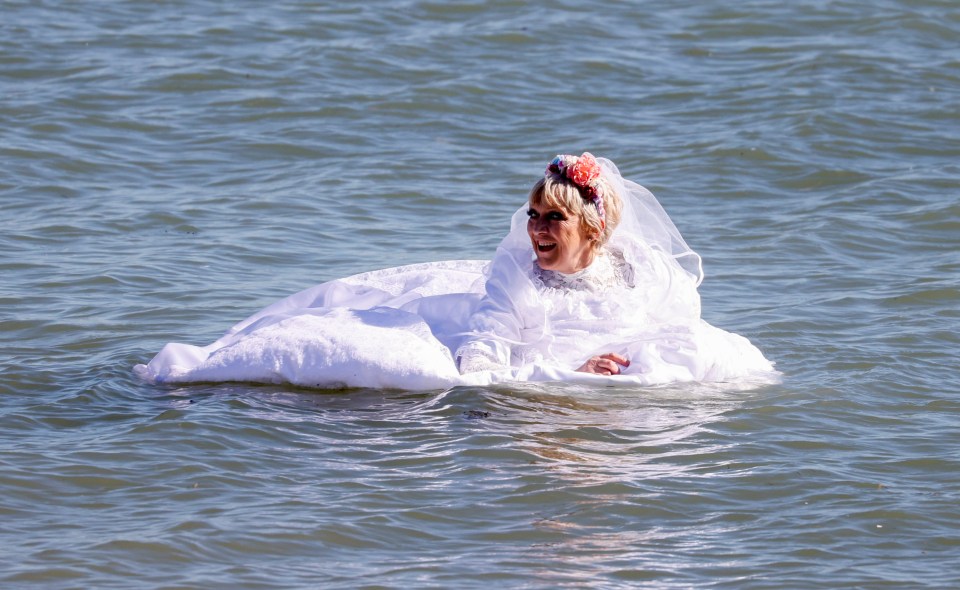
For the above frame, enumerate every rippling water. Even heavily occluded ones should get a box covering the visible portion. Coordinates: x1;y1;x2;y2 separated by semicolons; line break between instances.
2;1;959;587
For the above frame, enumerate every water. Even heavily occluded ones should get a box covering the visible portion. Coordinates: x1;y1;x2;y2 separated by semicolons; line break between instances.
2;0;959;587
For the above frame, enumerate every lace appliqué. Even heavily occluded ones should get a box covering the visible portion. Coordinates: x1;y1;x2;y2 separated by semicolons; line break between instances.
533;249;633;293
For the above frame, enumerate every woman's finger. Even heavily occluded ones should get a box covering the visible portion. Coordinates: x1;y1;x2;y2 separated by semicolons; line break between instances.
577;355;628;374
600;353;630;367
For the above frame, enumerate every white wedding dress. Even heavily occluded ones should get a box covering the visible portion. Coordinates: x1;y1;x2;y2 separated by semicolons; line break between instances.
135;159;777;390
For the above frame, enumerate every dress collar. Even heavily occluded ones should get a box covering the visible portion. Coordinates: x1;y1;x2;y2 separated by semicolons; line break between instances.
535;249;626;292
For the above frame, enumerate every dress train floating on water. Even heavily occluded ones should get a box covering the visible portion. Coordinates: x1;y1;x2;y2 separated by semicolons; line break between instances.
134;258;777;390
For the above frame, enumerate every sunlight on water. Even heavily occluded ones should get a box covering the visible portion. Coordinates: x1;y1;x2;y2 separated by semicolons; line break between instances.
1;0;958;587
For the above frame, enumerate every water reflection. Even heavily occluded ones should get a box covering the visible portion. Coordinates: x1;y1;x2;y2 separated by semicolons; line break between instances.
146;380;765;584
456;383;757;582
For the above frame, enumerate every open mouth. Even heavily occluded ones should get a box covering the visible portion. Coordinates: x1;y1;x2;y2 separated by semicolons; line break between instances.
536;241;557;253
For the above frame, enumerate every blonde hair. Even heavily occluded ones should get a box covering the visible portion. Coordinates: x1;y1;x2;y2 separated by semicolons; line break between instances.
528;173;622;249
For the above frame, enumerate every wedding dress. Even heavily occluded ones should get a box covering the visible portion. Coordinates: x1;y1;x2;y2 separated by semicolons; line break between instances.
135;159;776;390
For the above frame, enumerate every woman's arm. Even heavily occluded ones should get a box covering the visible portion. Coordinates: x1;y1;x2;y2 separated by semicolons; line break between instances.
455;253;535;374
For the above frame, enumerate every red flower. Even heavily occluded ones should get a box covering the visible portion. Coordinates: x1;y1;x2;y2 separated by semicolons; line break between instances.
567;152;601;187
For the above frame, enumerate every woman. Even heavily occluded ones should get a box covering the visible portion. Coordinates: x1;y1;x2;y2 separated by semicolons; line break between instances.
135;153;775;389
457;153;672;376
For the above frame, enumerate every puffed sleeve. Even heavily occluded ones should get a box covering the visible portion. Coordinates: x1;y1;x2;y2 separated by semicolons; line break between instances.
455;250;541;374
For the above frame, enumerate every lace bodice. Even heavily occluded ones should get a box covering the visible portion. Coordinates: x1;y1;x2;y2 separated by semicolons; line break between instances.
533;248;634;292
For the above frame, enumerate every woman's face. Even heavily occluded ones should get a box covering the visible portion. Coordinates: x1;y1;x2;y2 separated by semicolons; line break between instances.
527;202;595;274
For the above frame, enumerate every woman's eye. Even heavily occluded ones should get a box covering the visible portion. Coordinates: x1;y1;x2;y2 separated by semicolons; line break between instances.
527;209;565;221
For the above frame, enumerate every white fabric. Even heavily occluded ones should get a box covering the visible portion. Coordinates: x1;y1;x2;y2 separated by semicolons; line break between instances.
135;162;778;390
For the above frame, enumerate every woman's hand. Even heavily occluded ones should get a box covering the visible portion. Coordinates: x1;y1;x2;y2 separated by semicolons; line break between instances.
576;353;630;375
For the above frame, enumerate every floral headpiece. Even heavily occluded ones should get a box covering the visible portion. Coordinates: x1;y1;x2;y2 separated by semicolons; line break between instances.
546;152;605;221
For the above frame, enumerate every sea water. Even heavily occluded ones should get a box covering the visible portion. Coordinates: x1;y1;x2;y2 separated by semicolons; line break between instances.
2;1;958;587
